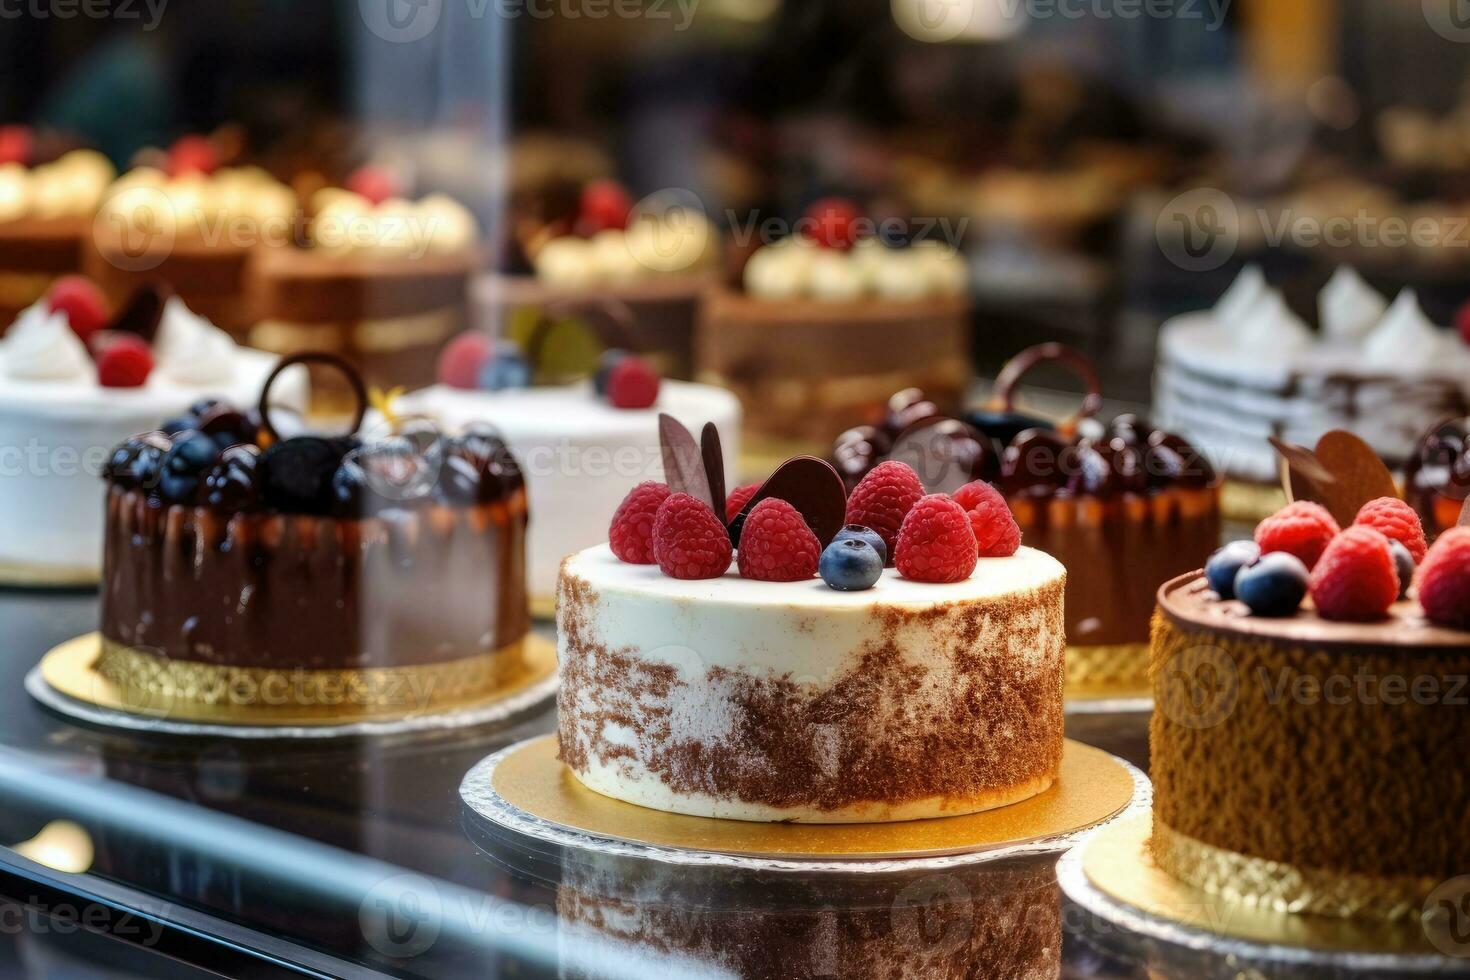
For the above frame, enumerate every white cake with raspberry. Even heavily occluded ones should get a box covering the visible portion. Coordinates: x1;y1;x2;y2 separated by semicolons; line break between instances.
0;288;301;580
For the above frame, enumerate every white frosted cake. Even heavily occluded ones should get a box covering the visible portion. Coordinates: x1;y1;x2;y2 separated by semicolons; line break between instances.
556;543;1066;823
397;380;740;603
0;292;300;580
1155;265;1470;484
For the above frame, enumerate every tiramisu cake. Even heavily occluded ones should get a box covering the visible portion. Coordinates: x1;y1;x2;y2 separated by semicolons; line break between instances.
832;344;1220;696
98;352;531;719
557;422;1065;822
1155;265;1470;520
0;278;301;581
1153;479;1470;920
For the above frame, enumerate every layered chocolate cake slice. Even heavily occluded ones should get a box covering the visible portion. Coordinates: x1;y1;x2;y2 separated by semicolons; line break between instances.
98;353;530;720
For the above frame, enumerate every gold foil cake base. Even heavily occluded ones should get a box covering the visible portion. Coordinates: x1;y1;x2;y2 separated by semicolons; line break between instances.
1072;812;1447;958
0;558;98;589
468;735;1136;863
1065;642;1152;703
34;632;557;730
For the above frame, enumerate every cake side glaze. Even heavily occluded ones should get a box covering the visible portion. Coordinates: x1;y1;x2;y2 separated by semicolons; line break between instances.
556;544;1066;823
1149;572;1470;883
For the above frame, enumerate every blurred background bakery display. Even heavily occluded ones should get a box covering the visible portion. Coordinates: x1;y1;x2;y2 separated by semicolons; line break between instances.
3;0;1470;420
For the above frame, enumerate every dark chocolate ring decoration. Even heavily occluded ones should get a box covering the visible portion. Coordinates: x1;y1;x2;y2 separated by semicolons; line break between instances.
258;351;367;443
989;343;1103;434
523;296;642;376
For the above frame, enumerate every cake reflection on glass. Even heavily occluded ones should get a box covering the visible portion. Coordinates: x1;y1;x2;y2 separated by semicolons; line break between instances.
98;353;531;719
557;420;1065;823
831;344;1221;696
0;278;304;581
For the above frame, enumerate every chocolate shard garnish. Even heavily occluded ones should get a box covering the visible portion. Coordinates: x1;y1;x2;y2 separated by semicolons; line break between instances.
1459;497;1470;528
107;281;172;342
729;455;847;547
1271;436;1336;505
658;413;713;514
701;422;726;524
1272;431;1399;528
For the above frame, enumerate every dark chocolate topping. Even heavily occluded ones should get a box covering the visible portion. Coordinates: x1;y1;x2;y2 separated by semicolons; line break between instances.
105;281;171;342
657;413;714;514
729;455;847;547
700;422;726;524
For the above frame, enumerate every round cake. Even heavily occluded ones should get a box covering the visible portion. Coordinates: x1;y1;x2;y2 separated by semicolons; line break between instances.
557;542;1065;823
1150;571;1470;919
0;283;303;580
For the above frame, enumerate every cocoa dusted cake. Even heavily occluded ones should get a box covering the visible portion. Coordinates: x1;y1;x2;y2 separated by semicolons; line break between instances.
98;353;531;720
557;418;1066;823
831;344;1220;695
1153;452;1470;920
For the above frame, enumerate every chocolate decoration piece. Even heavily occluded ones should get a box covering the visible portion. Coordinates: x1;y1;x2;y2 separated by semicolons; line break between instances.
106;281;172;342
658;413;713;513
1458;497;1470;527
259;351;368;444
1270;436;1337;506
701;422;726;523
730;455;847;547
988;343;1103;437
1273;432;1399;528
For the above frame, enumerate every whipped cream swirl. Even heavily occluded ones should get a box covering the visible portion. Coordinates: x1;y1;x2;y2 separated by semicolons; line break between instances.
3;303;90;381
156;297;237;386
1361;289;1452;371
1318;266;1387;343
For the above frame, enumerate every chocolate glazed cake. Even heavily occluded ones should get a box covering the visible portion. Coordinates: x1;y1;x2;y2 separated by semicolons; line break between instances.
1150;573;1470;920
832;344;1221;695
98;353;530;720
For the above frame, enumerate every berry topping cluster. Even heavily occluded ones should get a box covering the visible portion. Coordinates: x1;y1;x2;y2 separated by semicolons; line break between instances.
104;400;522;517
608;421;1026;590
437;331;661;410
34;276;161;388
1208;495;1469;626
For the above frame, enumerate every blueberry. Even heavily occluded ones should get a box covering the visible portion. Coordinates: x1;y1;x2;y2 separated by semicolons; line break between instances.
202;445;263;510
160;415;195;436
158;430;222;505
196;406;254;450
1234;552;1309;617
104;432;170;491
447;428;523;496
479;350;532;391
188;397;223;418
1389;540;1415;600
593;349;630;397
261;436;349;514
329;456;370;517
819;538;883;591
1205;540;1261;599
833;524;888;566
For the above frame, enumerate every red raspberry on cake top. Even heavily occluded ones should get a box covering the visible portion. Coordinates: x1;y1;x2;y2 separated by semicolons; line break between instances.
96;336;154;388
1256;500;1340;570
1308;525;1399;622
606;356;660;409
609;481;671;564
952;479;1021;558
894;494;978;583
725;482;761;523
1353;497;1427;563
845;460;924;565
652;492;732;579
1417;527;1470;628
47;276;109;343
437;332;493;390
737;498;821;582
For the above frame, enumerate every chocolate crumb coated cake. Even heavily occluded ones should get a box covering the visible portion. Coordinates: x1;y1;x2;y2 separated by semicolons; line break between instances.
1149;572;1470;920
98;353;530;718
557;543;1066;822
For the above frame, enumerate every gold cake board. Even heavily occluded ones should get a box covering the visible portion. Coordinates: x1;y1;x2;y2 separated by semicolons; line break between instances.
475;735;1135;862
1074;811;1448;959
1065;642;1152;705
0;558;98;590
33;632;557;733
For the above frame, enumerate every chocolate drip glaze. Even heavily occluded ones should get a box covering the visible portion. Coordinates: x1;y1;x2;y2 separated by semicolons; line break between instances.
101;486;530;670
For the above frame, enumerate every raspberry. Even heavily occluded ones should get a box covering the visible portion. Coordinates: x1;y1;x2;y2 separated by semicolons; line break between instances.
953;480;1021;557
1354;497;1427;563
652;492;732;579
1308;526;1400;622
345;164;400;206
1255;501;1341;570
606;357;660;409
1418;527;1470;628
725;482;761;523
579;180;632;234
47;276;109;343
608;481;671;564
737;498;821;581
894;494;978;583
845;460;924;566
96;336;154;388
803;197;861;250
437;332;493;390
165;134;219;176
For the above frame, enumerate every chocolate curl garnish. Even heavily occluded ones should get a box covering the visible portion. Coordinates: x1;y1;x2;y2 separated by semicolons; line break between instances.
1270;436;1336;505
729;456;847;548
1459;497;1470;528
701;422;726;523
1272;431;1398;528
987;342;1102;438
106;281;172;343
259;351;367;444
658;413;714;514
